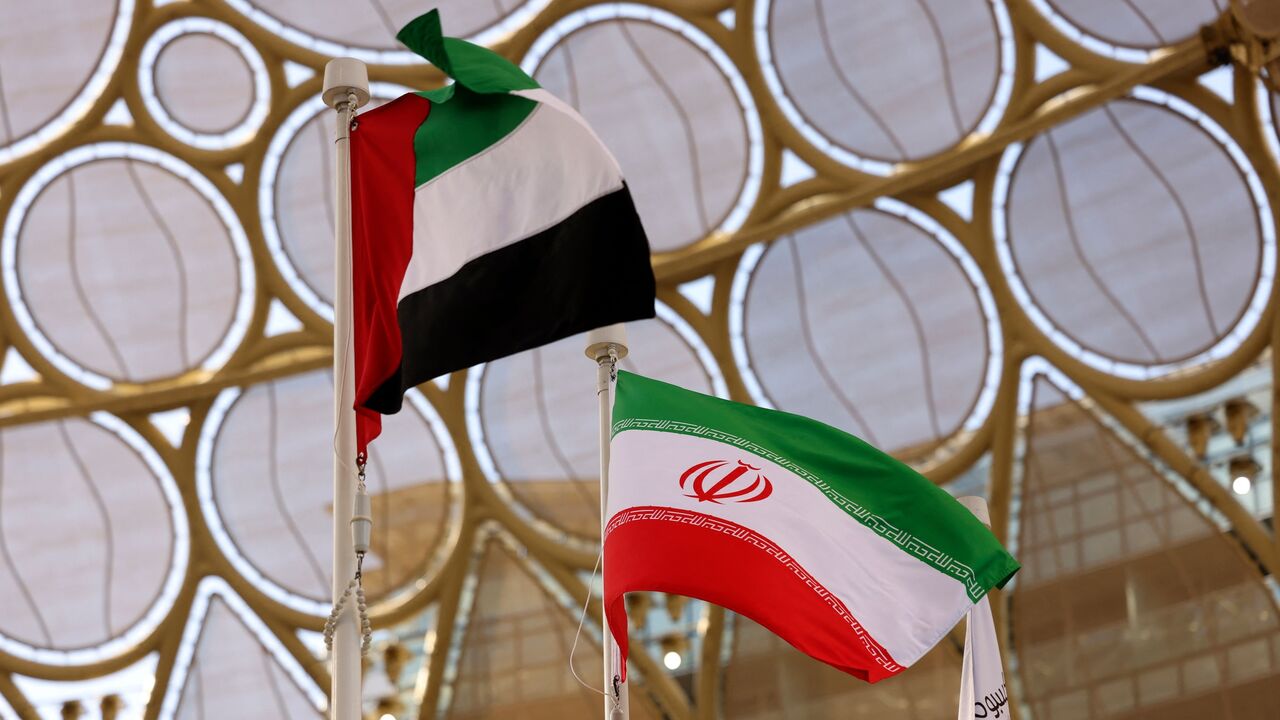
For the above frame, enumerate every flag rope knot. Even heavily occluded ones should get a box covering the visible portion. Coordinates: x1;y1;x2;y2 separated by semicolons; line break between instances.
344;91;359;132
597;347;619;393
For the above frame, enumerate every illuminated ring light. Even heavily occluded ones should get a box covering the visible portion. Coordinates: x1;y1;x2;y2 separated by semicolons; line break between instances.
0;143;257;391
138;18;271;151
223;0;552;65
993;86;1277;381
0;412;190;666
0;0;134;165
753;0;1015;176
1025;0;1198;63
728;197;1003;455
260;83;414;323
465;302;728;552
521;3;766;238
195;387;463;617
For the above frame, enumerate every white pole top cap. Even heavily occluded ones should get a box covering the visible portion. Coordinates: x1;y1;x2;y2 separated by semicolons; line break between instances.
957;496;991;527
322;57;371;109
585;323;629;361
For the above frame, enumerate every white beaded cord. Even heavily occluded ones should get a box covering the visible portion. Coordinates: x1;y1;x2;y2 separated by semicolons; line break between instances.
322;460;374;656
322;576;373;657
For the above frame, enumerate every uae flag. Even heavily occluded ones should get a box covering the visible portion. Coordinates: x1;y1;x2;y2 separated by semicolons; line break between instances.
350;10;654;452
604;372;1019;682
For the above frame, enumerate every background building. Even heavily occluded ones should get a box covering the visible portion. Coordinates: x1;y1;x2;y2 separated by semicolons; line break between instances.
0;0;1277;718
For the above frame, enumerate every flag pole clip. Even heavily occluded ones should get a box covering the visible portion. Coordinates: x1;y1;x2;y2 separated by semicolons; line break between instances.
353;453;369;579
585;324;628;388
347;90;360;132
605;347;618;382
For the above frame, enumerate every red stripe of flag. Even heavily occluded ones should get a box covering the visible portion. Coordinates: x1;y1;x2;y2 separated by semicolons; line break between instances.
604;506;904;683
350;94;431;454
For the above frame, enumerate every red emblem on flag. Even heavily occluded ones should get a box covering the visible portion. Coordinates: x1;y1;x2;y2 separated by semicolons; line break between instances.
680;460;773;504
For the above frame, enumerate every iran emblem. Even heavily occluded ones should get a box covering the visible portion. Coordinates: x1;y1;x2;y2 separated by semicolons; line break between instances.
680;460;773;504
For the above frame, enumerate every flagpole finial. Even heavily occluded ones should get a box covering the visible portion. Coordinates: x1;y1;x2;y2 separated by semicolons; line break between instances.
585;323;629;363
586;323;629;362
957;496;991;528
322;57;370;110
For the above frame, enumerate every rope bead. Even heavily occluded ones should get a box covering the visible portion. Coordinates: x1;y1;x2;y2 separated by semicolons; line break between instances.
323;576;374;658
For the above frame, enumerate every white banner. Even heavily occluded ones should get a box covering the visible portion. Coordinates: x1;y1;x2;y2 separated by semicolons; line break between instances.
958;596;1011;719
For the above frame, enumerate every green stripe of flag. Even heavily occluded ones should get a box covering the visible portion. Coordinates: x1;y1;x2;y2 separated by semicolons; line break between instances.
397;10;539;95
397;8;543;187
413;87;537;187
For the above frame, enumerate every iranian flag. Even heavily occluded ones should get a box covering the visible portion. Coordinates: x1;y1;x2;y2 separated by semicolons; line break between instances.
351;10;654;453
604;372;1019;682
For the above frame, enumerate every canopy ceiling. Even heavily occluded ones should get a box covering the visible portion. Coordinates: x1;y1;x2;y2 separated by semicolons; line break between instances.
0;1;1277;719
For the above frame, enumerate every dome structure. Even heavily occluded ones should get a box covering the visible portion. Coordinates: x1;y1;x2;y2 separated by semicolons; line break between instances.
0;1;1277;718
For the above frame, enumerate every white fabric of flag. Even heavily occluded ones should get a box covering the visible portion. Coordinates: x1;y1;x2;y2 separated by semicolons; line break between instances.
958;596;1011;720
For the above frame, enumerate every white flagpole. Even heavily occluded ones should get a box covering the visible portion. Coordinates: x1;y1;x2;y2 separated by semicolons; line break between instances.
956;496;1012;720
323;58;369;720
585;324;631;720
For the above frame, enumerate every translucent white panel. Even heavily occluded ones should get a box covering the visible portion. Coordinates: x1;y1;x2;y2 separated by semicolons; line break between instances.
102;98;133;126
1029;0;1222;55
141;18;270;150
161;578;326;718
263;299;303;337
756;0;1013;173
148;408;190;448
174;600;318;719
153;29;253;133
525;5;763;252
225;0;551;63
3;145;255;389
1035;43;1073;81
469;310;720;540
731;201;1001;460
0;0;130;164
197;371;460;614
0;415;186;664
0;348;38;385
995;94;1273;378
